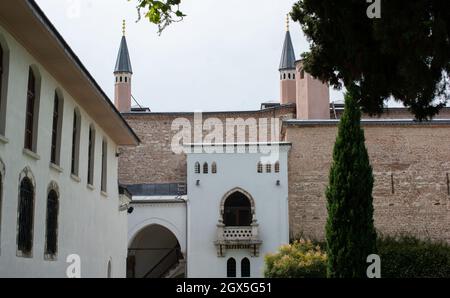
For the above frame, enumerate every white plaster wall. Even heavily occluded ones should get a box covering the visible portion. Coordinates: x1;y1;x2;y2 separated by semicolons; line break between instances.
0;25;128;278
186;145;290;278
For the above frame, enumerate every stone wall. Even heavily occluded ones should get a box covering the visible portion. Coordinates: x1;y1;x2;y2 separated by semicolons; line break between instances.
119;105;450;243
285;122;450;243
118;105;296;185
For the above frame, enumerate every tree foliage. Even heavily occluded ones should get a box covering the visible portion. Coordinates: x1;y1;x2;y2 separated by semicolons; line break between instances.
291;0;450;120
132;0;185;34
325;86;377;278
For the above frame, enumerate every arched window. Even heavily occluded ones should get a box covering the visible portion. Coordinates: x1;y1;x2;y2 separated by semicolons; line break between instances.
275;162;280;173
203;162;208;174
227;258;236;278
266;164;272;173
120;76;123;82
241;258;250;277
17;177;35;256
50;91;63;165
101;139;108;193
45;187;59;259
71;109;81;176
288;73;291;79
125;77;128;83
257;162;263;173
87;125;96;186
293;73;296;80
194;162;200;174
212;162;217;174
25;67;40;152
283;73;286;80
224;191;252;226
300;69;305;79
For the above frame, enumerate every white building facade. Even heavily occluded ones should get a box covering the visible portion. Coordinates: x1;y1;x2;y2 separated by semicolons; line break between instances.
186;143;290;278
0;1;139;278
126;143;290;278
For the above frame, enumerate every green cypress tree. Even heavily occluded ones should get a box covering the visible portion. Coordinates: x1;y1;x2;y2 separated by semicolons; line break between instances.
325;85;377;278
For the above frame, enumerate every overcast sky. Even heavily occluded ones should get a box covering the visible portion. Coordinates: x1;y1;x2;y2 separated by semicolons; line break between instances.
35;0;344;112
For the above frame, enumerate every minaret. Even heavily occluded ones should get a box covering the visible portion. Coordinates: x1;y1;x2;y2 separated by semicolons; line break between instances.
114;20;133;113
279;15;296;105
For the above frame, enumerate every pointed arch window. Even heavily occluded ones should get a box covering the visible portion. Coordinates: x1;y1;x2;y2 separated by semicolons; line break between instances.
241;258;250;277
203;162;209;174
257;162;263;173
101;139;108;193
194;162;200;174
71;109;81;176
212;162;217;174
224;192;252;227
227;258;236;278
87;125;96;186
50;91;64;165
45;187;59;259
275;162;280;173
17;176;35;256
25;67;40;152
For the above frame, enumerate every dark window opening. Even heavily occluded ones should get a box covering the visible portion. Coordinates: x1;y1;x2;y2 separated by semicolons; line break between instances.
212;162;217;174
300;70;305;79
87;126;95;185
50;92;61;164
203;162;208;174
17;177;34;255
25;68;36;151
224;192;252;226
275;162;280;173
101;139;108;192
257;162;263;173
227;258;236;278
266;164;272;173
71;110;81;176
45;189;59;258
241;258;250;277
195;162;200;174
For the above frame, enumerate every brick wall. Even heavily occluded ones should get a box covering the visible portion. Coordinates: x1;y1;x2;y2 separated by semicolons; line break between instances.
285;123;450;243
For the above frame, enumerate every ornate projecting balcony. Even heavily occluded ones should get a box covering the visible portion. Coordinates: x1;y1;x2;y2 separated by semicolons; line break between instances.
215;222;262;257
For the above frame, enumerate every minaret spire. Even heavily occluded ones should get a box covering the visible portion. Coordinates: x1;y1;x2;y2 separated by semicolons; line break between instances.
114;20;133;113
279;14;297;105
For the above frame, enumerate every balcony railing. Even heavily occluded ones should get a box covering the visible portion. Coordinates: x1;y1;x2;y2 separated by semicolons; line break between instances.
215;222;262;257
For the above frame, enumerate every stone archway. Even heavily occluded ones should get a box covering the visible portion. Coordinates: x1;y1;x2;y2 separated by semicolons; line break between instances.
127;224;185;278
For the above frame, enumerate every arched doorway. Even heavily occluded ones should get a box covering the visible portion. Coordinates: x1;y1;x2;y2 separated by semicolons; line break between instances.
127;224;185;278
